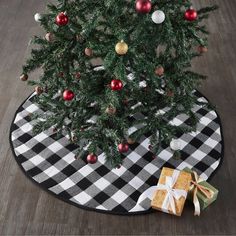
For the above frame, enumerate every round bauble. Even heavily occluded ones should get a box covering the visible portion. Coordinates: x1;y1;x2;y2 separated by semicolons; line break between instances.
45;32;54;42
56;12;69;26
170;139;182;151
151;10;165;24
198;46;208;53
127;138;135;145
105;106;117;115
110;79;123;91
155;66;164;76
184;8;198;21
34;13;43;22
118;143;129;153
35;86;43;95
115;41;128;55
85;47;93;57
20;74;28;81
87;154;98;164
136;0;152;14
166;90;174;97
75;72;81;79
63;90;75;101
58;72;64;78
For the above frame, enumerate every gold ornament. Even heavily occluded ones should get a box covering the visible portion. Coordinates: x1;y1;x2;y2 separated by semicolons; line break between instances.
85;47;93;57
127;138;135;145
155;66;164;76
115;40;128;55
20;74;28;81
35;86;43;95
105;106;117;115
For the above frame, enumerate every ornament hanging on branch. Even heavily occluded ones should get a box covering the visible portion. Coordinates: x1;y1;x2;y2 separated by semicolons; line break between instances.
105;106;117;115
198;46;208;53
127;138;135;145
151;10;165;24
45;32;54;42
56;12;69;26
170;139;182;151
184;8;198;21
20;74;28;81
118;143;129;153
110;79;123;91
115;41;128;55
85;47;93;57
155;66;165;76
35;86;43;95
63;90;75;101
166;90;174;97
58;72;64;78
170;139;182;159
75;72;81;79
135;0;152;14
87;154;98;164
34;13;43;22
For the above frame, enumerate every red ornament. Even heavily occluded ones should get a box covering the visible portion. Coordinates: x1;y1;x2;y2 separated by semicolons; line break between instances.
110;79;123;91
75;72;81;79
58;72;64;77
87;154;98;164
118;143;129;153
56;12;69;26
63;90;75;101
184;8;198;21
136;0;152;14
198;46;208;53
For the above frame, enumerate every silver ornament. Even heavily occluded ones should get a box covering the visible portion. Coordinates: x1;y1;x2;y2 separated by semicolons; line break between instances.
170;139;182;151
151;10;165;24
34;13;43;22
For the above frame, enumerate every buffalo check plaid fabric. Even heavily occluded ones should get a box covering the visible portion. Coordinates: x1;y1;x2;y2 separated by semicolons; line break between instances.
10;91;223;215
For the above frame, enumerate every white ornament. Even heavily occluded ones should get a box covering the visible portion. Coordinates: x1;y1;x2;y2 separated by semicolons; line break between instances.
139;81;147;88
45;33;54;42
34;13;43;22
170;139;182;151
151;10;165;24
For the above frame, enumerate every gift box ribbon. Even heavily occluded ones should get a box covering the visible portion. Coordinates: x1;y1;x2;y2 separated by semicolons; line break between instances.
191;171;214;216
130;170;187;214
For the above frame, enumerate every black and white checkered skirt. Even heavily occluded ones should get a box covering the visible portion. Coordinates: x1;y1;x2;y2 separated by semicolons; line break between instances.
9;91;224;215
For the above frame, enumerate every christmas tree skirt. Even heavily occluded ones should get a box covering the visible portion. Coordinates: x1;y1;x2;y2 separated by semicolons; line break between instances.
9;91;224;215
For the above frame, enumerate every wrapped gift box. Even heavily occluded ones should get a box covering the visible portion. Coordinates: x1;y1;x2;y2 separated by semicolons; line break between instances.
151;167;192;216
184;167;219;215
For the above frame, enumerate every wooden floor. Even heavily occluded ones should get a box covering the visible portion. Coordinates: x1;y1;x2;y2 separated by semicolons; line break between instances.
0;0;235;235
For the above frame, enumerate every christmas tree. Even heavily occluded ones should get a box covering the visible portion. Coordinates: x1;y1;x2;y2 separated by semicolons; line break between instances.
21;0;217;167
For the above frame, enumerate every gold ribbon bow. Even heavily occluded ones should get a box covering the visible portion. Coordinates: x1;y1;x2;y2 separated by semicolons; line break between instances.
190;171;214;216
